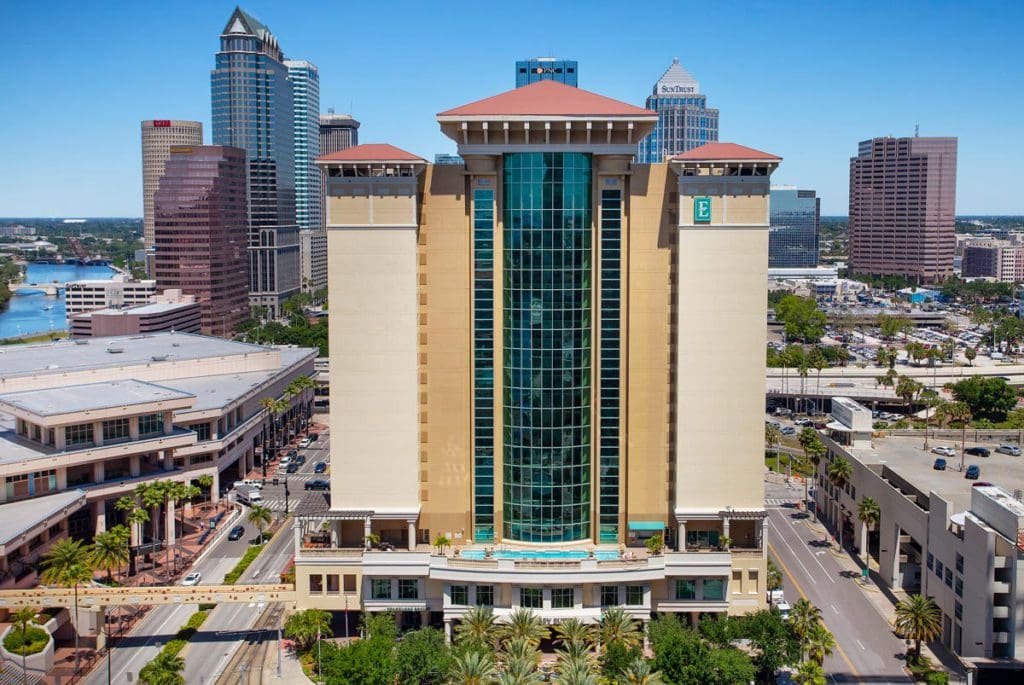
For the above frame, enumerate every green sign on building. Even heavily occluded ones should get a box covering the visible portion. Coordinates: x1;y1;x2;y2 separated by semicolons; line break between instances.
694;196;712;223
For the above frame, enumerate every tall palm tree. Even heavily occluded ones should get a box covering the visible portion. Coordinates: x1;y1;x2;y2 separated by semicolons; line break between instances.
857;497;881;563
90;527;130;584
798;428;825;520
136;482;164;544
894;594;941;662
554;618;595;650
596;606;642;651
939;401;972;471
501;607;548;646
455;606;501;652
791;660;827;685
247;504;272;543
11;606;37;684
809;346;827;413
449;650;496;685
194;474;214;503
827;456;853;548
789;599;821;658
895;375;923;413
621;658;665;685
138;650;185;685
805;622;836;666
40;538;93;670
502;637;541;668
765;423;783;475
555;655;598;685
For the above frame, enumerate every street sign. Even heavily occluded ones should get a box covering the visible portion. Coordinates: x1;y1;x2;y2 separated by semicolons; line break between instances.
694;196;712;223
861;567;869;580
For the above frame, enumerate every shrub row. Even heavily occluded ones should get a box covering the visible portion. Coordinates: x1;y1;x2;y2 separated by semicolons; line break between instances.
224;544;264;585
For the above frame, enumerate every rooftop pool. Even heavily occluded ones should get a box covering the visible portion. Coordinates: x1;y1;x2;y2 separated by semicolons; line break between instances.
459;549;621;561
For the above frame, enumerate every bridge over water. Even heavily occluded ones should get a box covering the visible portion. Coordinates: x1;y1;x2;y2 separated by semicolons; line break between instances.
6;280;63;296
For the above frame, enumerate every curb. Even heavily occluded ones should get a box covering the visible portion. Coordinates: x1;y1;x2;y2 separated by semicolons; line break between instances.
187;506;242;570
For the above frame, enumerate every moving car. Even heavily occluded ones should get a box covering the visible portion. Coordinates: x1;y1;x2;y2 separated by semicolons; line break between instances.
228;525;245;541
286;462;299;474
299;437;312;448
232;479;263;490
279;456;292;467
996;444;1021;456
308;432;319;442
776;600;792;619
931;446;956;457
305;479;330;491
933;458;947;471
294;455;306;466
313;462;327;474
965;447;991;458
182;572;201;586
965;465;981;480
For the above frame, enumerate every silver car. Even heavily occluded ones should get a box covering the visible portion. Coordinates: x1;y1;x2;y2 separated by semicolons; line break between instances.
996;444;1022;456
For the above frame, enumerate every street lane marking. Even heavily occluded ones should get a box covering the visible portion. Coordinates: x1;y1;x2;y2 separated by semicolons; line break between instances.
768;541;862;683
777;511;835;583
831;604;839;614
856;639;866;650
768;518;817;584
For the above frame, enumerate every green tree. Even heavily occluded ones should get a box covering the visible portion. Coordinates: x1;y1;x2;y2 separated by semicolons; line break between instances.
894;594;942;662
433;534;452;555
319;636;397;685
937;401;973;470
40;538;93;669
895;375;924;411
454;606;501;652
395;627;451;685
792;660;827;685
707;646;756;685
805;622;836;666
765;422;783;474
599;640;643;682
950;376;1017;419
10;606;38;682
797;428;825;519
247;504;272;542
362;611;398;642
597;606;643;650
91;526;130;584
964;347;977;366
789;599;822;655
138;650;185;685
620;658;666;685
827;457;853;547
774;295;828;342
857;496;881;562
501;607;548;646
698;614;739;648
284;608;333;653
877;313;912;340
448;649;496;685
738;609;801;683
554;618;595;650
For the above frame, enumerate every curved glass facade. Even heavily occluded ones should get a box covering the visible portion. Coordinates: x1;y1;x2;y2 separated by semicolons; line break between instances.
502;152;592;543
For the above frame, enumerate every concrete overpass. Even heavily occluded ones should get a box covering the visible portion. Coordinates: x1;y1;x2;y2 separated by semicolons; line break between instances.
0;583;295;610
7;281;62;296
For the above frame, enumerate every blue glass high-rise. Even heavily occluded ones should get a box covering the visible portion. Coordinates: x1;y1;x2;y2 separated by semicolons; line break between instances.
516;58;578;87
637;59;719;163
769;187;820;268
286;60;321;232
212;7;300;317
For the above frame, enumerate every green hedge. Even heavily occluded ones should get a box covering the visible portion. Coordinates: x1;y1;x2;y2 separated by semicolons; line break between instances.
144;609;208;665
224;545;264;585
4;626;50;656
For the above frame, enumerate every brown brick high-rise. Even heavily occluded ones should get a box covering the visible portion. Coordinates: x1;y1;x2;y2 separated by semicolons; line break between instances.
849;136;957;283
154;146;250;337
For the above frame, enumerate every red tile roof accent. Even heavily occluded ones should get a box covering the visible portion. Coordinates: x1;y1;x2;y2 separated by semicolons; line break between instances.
672;142;781;162
318;143;424;162
438;80;654;118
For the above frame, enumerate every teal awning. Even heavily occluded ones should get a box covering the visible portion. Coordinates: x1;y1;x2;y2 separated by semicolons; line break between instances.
627;521;666;532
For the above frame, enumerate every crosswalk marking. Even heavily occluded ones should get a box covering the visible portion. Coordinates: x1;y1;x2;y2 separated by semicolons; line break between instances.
766;497;801;506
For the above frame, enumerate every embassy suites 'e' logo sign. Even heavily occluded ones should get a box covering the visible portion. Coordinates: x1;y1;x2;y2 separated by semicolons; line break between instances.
694;197;712;223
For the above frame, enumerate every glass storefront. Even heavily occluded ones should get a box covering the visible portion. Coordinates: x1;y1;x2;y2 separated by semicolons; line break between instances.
502;152;592;543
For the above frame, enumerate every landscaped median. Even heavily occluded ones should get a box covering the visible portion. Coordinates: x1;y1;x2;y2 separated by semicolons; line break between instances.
136;609;208;683
224;544;266;585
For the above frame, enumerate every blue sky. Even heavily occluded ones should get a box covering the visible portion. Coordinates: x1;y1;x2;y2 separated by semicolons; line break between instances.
1;0;1022;216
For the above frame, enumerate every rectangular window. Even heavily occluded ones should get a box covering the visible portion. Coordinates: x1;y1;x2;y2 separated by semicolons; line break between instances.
625;586;644;606
954;601;962;620
520;587;542;609
476;585;494;606
601;586;618;607
598;188;622;544
451;585;469;605
552;588;574;609
103;418;130;443
703;579;725;601
371;579;391;600
927;553;934;570
326;574;339;594
732;570;742;593
309;575;323;593
944;569;953;588
686;530;720;549
343;574;356;593
675;579;696;600
65;423;94;447
955;553;963;574
398;579;418;599
935;560;943;578
190;422;211;441
955;577;962;598
139;413;164;436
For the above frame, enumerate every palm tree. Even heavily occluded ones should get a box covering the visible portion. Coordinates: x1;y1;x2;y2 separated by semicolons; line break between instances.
136;482;163;543
791;660;827;685
894;594;941;663
90;526;130;584
138;650;185;685
895;375;923;413
496;660;542;685
449;650;496;685
554;618;595;650
247;504;272;543
455;606;501;652
789;599;821;657
501;607;548;646
40;538;93;670
939;400;972;472
798;428;825;520
194;474;214;503
596;606;642;651
176;483;201;537
805;622;836;666
433;534;452;555
502;637;541;668
284;608;332;653
621;658;665;685
827;456;853;548
11;606;37;683
767;559;783;606
765;422;783;475
555;655;598;685
809;346;827;413
857;497;881;563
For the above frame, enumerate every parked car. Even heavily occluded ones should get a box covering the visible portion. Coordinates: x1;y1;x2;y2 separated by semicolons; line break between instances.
795;418;813;427
931;446;956;457
308;432;319;442
933;458;947;471
996;444;1022;456
228;525;245;541
305;479;330;491
781;426;796;436
294;455;306;466
965;447;991;458
965;465;981;480
313;462;327;474
279;456;292;467
287;448;298;458
182;572;201;586
299;437;312;448
286;462;299;474
232;479;263;490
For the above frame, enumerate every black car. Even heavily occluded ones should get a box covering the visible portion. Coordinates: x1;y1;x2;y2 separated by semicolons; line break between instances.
286;462;299;474
287;448;298;458
965;447;991;458
308;433;319;442
313;462;327;474
305;479;330;491
228;525;245;541
294;455;306;466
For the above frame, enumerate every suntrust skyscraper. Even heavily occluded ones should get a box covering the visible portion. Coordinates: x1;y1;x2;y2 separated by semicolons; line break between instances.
637;59;719;163
294;79;779;631
212;7;300;317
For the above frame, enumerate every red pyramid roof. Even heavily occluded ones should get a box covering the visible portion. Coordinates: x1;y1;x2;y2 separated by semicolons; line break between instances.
318;143;424;163
438;80;654;118
672;142;781;162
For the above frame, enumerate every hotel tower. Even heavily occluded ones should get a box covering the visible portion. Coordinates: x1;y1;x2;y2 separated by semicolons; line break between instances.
294;80;779;633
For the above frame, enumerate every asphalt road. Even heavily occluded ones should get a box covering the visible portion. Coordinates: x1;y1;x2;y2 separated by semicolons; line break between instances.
253;434;331;513
767;506;912;684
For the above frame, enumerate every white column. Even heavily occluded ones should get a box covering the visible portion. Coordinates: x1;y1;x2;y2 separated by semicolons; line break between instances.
93;500;106;535
210;471;220;505
166;500;176;545
677;520;687;551
129;455;141;478
364;517;372;549
408;521;416;551
443;619;452;644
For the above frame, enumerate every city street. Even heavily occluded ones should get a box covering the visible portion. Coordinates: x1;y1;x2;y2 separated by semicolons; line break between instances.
256;432;331;513
767;499;913;684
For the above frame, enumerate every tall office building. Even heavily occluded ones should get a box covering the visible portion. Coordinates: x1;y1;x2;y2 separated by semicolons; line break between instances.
769;187;820;268
286;60;322;296
849;136;957;283
319;114;360;156
295;80;778;630
515;57;578;87
140;120;203;257
153;146;249;337
212;7;299;318
637;59;719;164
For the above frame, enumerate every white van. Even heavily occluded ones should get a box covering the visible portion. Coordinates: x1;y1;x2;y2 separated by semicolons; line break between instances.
235;484;263;506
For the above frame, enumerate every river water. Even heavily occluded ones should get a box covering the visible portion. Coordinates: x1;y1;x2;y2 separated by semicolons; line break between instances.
0;263;116;339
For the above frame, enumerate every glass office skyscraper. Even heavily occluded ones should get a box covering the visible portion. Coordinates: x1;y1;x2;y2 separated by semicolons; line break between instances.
637;59;719;163
286;60;321;232
769;187;820;268
212;7;300;317
516;58;578;87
